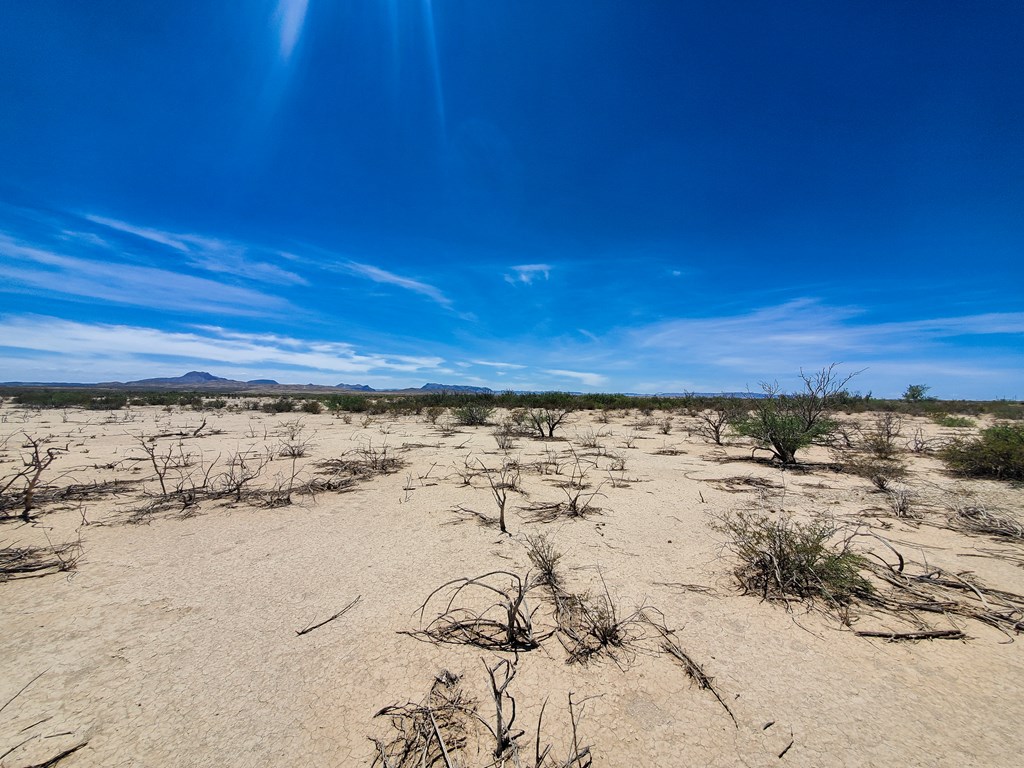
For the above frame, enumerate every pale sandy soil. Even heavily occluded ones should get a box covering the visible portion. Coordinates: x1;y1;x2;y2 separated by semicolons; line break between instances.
1;403;1022;767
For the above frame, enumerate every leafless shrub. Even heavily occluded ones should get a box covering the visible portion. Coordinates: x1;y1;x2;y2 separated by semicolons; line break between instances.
907;427;935;454
887;486;917;519
450;453;479;486
357;440;402;474
691;400;745;446
1;538;81;582
553;577;657;666
470;457;522;534
621;430;639;449
605;451;626;473
1;434;69;521
493;427;517;451
370;667;593;768
411;570;551;651
862;412;903;459
658;417;673;435
950;503;1024;540
370;670;472;768
525;533;564;591
217;447;271;502
574;427;604;450
527;408;575;439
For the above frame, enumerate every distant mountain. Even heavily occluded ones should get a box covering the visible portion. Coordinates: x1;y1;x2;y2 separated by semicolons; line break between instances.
125;371;230;386
336;383;375;392
419;383;495;394
247;379;279;385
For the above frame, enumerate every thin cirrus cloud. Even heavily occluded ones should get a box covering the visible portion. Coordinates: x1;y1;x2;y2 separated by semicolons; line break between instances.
0;233;289;316
0;316;446;376
547;369;608;388
504;263;551;285
631;298;1024;374
83;214;308;286
470;360;527;369
341;261;452;307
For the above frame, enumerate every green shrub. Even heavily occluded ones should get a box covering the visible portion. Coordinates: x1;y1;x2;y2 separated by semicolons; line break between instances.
453;404;493;426
932;414;975;428
263;397;295;413
715;511;872;605
941;424;1024;481
300;399;324;414
733;365;855;465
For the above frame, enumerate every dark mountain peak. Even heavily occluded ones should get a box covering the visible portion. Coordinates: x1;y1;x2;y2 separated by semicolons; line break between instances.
420;383;495;394
336;383;375;392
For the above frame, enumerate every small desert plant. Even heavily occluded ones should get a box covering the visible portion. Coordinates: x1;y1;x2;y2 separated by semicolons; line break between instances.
423;405;446;424
524;533;564;591
493;427;516;451
843;455;909;491
887;486;916;519
412;570;550;650
263;397;295;413
454;404;494;426
933;414;975;429
715;511;872;606
527;407;575;439
300;399;324;414
658;417;673;435
688;403;745;444
861;412;903;459
940;424;1024;481
574;427;604;450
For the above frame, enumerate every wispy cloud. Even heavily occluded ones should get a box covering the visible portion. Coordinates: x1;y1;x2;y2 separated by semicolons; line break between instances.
635;299;1024;366
470;360;526;369
343;261;452;307
0;316;446;379
547;369;608;388
84;215;308;286
0;234;288;316
504;263;551;285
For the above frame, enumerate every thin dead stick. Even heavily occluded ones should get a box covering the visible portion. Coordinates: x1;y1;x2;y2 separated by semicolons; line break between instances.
0;668;48;716
296;595;361;636
427;709;454;768
660;640;738;727
854;629;965;641
19;740;88;768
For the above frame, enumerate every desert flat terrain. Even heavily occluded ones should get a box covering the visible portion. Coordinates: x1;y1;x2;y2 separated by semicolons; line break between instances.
1;402;1022;767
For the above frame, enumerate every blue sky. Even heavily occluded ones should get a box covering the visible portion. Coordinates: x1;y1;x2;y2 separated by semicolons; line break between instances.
1;1;1022;398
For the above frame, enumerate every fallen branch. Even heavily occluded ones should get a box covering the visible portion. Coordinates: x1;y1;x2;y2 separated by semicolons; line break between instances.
19;740;88;768
296;596;362;636
853;629;966;641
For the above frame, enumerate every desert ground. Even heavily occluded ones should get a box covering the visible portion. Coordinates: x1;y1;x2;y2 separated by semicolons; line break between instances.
1;400;1022;767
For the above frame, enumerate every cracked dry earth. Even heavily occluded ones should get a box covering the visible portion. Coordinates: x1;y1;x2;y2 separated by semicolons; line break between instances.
1;403;1023;767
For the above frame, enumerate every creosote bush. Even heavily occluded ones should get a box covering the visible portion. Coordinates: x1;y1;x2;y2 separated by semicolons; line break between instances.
941;424;1024;481
715;511;872;606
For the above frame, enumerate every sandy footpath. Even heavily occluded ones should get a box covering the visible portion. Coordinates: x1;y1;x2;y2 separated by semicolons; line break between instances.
1;403;1022;767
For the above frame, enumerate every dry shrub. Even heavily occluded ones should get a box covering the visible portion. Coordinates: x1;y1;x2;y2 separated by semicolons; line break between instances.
843;455;909;491
715;511;872;607
411;570;550;651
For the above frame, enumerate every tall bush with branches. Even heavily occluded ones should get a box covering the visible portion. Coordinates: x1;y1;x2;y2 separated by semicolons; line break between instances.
734;364;858;465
